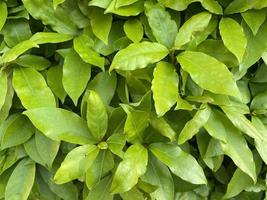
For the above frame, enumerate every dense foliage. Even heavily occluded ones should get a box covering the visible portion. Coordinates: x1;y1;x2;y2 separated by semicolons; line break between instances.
1;0;267;199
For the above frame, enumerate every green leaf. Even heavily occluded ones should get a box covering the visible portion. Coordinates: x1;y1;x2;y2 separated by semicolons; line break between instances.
207;109;256;181
23;107;96;145
224;168;254;199
145;2;177;48
123;18;143;43
0;114;34;149
86;176;113;200
115;0;139;7
105;0;144;16
88;0;112;9
177;51;240;97
110;41;169;71
241;10;266;35
39;167;79;200
142;154;174;200
86;90;108;141
53;0;65;9
251;116;267;165
178;104;211;144
22;0;77;35
30;32;72;44
12;67;56;109
124;109;150;143
86;71;117;106
1;40;39;64
54;144;99;184
63;48;91;105
5;158;35;200
106;133;126;158
73;33;105;69
1;19;32;47
110;144;148;194
90;8;112;44
24;135;46;166
86;150;114;189
158;0;222;14
149;114;177;141
174;12;212;49
0;71;8;111
13;55;51;71
0;1;7;31
47;65;67;102
152;62;178;116
35;131;60;169
219;18;247;63
221;106;264;141
239;20;267;76
149;143;207;185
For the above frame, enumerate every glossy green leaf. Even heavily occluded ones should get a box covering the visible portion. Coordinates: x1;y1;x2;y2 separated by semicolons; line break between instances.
145;2;177;48
73;33;105;69
0;71;8;111
106;133;126;158
1;19;32;47
124;109;150;143
110;41;169;71
12;67;56;109
124;18;143;43
86;150;114;188
54;144;99;184
221;106;264;141
22;0;77;35
152;62;178;116
86;90;108;141
241;10;266;35
1;40;38;64
0;1;7;31
47;65;67;102
111;144;148;194
174;12;211;49
63;48;91;105
35;131;60;169
115;0;139;7
53;0;65;9
90;8;112;44
142;154;174;200
5;158;35;200
219;18;247;63
207;109;256;181
149;114;177;141
86;176;113;200
224;168;254;199
30;32;72;44
178;104;211;144
0;114;34;149
158;0;222;14
13;55;51;71
39;167;79;200
251;116;267;165
239;20;267;76
177;51;240;97
23;107;96;145
105;0;144;16
24;136;46;166
149;143;207;185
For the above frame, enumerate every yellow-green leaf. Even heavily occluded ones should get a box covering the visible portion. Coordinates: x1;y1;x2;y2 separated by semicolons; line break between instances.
152;62;178;116
219;18;247;63
177;51;240;97
110;144;148;194
12;67;56;109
